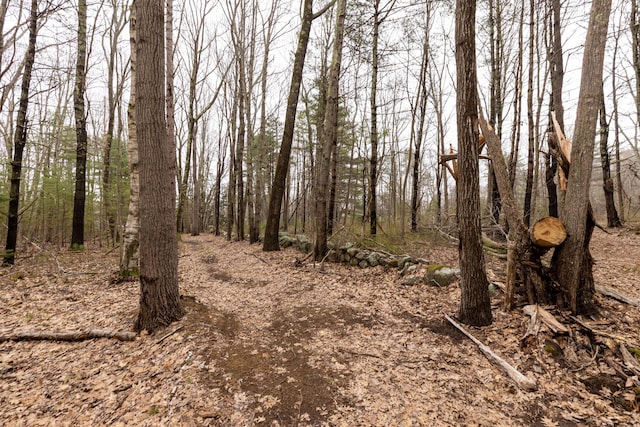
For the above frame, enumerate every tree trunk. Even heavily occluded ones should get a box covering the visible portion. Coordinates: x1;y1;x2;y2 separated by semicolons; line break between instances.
551;0;612;314
134;0;184;332
71;0;88;250
547;0;564;218
633;0;640;141
263;0;314;251
598;88;621;228
3;0;37;266
455;0;491;326
120;2;140;278
314;0;346;260
369;0;380;237
611;37;625;223
522;0;535;227
102;2;126;245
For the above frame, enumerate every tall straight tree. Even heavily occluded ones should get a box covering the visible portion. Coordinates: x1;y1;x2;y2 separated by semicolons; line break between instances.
546;0;563;218
454;0;492;326
71;0;88;250
314;0;346;260
551;0;612;314
368;0;396;237
120;0;140;278
102;0;128;244
263;0;335;251
3;0;37;266
134;0;184;332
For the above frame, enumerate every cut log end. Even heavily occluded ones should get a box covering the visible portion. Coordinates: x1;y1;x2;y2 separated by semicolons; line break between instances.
531;217;567;248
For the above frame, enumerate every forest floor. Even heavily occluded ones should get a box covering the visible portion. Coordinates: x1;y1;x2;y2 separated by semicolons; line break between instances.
1;226;640;426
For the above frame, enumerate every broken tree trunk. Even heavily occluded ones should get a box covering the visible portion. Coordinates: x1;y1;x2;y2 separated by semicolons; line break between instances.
531;216;567;248
478;113;553;307
445;314;537;391
0;329;137;343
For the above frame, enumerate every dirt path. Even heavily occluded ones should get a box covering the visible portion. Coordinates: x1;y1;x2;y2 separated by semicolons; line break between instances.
1;229;639;426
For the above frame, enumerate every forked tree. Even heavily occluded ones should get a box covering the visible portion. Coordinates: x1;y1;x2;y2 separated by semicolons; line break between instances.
134;0;184;332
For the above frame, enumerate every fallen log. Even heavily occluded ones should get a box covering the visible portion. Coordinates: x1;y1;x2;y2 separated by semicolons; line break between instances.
522;305;570;334
595;284;640;307
530;216;566;248
445;314;537;391
0;329;137;343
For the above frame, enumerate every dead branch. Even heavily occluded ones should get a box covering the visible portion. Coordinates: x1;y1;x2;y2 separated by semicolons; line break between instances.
155;325;184;344
445;314;537;391
570;316;640;348
522;305;570;334
595;284;639;306
0;329;137;343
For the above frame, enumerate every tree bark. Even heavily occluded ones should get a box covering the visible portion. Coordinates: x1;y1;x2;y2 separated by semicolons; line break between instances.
71;0;88;250
455;0;491;326
3;0;37;266
263;0;314;251
522;0;535;227
314;0;346;260
120;2;140;278
546;0;564;218
551;0;612;314
598;87;621;228
134;0;184;332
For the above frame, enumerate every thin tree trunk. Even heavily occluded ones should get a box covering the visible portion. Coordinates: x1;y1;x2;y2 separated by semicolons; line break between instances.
455;0;492;326
3;0;37;266
263;0;314;251
611;36;625;223
523;0;535;227
598;89;621;228
314;0;346;259
547;0;563;217
71;0;88;250
120;1;140;278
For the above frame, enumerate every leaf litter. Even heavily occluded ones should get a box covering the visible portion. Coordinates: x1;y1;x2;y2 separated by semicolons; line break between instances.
0;228;639;426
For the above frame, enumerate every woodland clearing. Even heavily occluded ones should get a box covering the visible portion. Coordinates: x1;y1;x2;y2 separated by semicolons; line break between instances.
0;227;639;426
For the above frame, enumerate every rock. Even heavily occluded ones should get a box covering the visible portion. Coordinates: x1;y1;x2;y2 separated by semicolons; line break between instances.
346;247;359;257
367;252;381;267
358;260;369;268
355;250;367;260
401;275;423;286
397;256;414;270
424;265;460;287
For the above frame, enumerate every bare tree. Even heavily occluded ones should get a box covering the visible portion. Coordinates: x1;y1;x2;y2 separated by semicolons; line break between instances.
134;0;184;332
455;0;491;326
102;0;128;245
598;88;622;228
120;0;139;278
314;0;346;260
263;0;335;251
3;0;37;266
71;0;88;250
